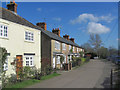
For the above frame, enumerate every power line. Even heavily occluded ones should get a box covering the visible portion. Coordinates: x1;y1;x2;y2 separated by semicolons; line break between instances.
103;19;117;43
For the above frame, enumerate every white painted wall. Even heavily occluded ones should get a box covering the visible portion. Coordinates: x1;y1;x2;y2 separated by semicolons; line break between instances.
0;19;41;76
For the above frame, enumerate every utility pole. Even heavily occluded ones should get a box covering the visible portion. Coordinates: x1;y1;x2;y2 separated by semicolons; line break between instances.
118;1;120;56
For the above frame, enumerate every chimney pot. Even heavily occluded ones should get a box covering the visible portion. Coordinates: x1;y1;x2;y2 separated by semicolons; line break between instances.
63;34;69;40
70;38;75;43
7;1;18;13
52;28;60;37
36;22;47;31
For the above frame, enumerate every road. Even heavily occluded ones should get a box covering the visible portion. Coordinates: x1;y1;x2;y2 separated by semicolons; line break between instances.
27;59;116;88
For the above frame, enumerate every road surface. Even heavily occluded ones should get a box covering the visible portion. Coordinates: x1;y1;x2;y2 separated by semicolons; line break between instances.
27;59;116;88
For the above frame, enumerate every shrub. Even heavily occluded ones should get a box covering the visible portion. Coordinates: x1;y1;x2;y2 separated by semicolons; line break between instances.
41;58;53;76
7;74;17;85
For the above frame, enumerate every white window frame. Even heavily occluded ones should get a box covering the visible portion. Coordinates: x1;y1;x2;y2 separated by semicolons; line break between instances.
56;56;60;64
77;48;79;52
62;43;66;50
73;46;75;52
0;24;8;38
69;45;71;50
25;31;34;42
25;55;34;67
55;41;60;50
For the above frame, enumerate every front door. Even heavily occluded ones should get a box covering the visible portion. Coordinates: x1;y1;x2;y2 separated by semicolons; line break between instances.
53;56;56;69
16;55;23;79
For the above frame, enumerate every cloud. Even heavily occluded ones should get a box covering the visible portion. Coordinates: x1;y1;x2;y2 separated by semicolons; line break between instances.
70;13;114;24
117;38;120;41
37;8;42;11
87;22;110;34
53;17;61;22
99;14;115;23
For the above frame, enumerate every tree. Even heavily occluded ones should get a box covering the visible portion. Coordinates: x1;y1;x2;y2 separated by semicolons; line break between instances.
0;47;8;88
81;43;94;53
108;46;118;56
88;34;102;57
98;46;109;59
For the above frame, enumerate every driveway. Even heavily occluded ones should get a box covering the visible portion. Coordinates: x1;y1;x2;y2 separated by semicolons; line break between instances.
26;59;116;88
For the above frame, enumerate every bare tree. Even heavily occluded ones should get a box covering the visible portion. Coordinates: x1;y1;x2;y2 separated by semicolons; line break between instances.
88;34;102;57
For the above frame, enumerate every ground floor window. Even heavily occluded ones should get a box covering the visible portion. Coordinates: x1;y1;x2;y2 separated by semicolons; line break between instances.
25;55;34;67
56;56;60;64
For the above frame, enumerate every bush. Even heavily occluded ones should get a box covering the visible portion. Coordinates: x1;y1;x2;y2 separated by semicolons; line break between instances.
7;74;17;85
72;57;81;67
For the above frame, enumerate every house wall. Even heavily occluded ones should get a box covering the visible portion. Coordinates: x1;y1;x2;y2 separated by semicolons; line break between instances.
51;40;61;68
0;19;41;76
41;32;51;67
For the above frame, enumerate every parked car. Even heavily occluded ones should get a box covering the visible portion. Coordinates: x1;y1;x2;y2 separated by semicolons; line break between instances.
107;56;111;61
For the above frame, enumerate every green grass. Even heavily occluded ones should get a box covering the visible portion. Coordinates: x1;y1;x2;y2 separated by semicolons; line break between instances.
4;73;60;89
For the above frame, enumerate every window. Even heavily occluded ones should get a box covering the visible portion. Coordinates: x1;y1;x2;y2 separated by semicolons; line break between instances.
80;49;82;52
55;41;60;50
25;31;34;42
62;43;66;50
73;46;75;52
0;24;8;38
77;48;79;52
56;56;60;64
25;55;34;66
4;57;8;71
69;45;71;50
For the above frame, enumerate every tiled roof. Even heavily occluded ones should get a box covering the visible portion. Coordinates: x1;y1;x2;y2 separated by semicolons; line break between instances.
0;7;82;48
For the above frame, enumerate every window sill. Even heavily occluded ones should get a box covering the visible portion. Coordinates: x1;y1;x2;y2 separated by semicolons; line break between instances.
24;40;34;43
55;48;60;51
0;37;9;40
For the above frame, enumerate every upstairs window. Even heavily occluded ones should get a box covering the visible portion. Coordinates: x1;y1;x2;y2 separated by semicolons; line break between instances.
25;31;34;42
0;25;8;38
55;41;60;50
62;43;66;50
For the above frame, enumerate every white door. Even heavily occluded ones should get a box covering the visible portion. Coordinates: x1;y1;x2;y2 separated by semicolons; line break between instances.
53;56;56;68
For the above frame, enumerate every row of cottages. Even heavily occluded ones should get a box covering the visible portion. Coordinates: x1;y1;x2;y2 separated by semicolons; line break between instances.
0;1;84;76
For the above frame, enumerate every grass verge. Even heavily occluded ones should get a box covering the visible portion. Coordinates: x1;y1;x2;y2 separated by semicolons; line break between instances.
4;73;60;89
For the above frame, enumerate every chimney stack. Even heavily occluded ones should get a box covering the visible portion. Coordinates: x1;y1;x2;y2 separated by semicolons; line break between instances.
52;28;60;37
70;38;75;43
63;34;69;40
36;22;47;31
7;1;18;13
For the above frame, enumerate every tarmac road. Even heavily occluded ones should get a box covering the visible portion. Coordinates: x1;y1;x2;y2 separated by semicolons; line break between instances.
27;59;116;88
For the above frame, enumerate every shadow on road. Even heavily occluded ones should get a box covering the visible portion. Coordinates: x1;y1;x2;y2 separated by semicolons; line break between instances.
101;77;111;88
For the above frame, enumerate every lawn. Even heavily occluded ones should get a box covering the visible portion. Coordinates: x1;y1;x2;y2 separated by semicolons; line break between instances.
4;73;60;89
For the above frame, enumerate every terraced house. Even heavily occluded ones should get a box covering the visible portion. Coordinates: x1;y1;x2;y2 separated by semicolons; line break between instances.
0;1;84;77
36;23;84;70
0;2;41;77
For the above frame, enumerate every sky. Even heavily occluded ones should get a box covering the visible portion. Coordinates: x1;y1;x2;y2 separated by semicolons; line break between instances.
2;2;118;49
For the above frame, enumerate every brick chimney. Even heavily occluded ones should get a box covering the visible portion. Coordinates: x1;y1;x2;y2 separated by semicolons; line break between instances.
70;38;75;43
7;1;18;13
63;34;69;40
52;28;60;37
36;22;47;31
